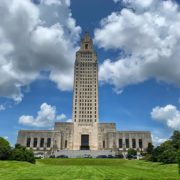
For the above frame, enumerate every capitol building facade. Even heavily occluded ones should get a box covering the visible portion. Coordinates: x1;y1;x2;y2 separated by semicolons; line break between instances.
17;33;152;156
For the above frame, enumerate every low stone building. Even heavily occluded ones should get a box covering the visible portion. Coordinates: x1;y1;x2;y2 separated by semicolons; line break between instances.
17;122;151;152
17;33;152;156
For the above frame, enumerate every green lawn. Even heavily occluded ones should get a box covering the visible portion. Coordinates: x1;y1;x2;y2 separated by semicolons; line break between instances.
0;159;179;180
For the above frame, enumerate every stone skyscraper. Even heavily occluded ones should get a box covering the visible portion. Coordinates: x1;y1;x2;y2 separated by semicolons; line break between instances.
17;33;152;157
72;32;99;150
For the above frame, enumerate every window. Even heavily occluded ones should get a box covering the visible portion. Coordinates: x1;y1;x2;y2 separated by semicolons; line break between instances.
139;139;143;149
40;138;44;148
26;138;31;147
33;138;37;147
85;44;88;49
132;139;136;148
47;138;51;148
65;140;67;148
119;139;123;148
103;140;105;149
125;139;129;148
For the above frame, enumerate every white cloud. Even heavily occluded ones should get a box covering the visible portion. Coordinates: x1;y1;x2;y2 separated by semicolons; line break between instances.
152;134;167;146
0;105;5;111
56;113;66;121
151;104;180;130
3;136;9;140
19;102;71;127
178;98;180;104
95;0;180;92
0;0;81;102
114;0;154;9
19;103;56;127
66;119;72;122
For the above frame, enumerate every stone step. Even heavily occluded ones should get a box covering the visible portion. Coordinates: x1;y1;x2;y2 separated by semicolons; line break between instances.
54;150;115;158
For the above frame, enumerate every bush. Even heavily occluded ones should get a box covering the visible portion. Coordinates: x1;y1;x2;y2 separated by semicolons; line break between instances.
171;131;180;149
146;143;154;154
0;137;11;160
127;148;137;156
10;144;35;164
177;150;180;174
158;149;177;164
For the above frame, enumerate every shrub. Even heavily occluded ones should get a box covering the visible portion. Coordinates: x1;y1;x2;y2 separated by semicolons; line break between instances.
146;143;154;154
0;137;11;160
177;150;180;174
158;149;177;164
10;144;35;164
127;148;137;156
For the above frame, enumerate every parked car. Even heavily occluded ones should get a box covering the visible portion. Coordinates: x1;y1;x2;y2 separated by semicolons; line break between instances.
107;155;114;158
83;154;92;158
126;154;137;160
96;155;107;158
34;153;45;159
115;154;124;159
57;155;68;158
49;155;55;158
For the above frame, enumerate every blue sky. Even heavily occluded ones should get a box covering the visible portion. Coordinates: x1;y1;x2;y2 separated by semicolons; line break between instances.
0;0;180;146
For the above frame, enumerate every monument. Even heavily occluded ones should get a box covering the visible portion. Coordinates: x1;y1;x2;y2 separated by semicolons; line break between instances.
17;33;152;157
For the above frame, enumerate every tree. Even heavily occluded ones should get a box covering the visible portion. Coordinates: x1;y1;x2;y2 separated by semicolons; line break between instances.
171;131;180;150
151;140;177;163
10;144;35;164
127;148;137;156
0;137;11;160
177;150;180;174
146;143;154;154
158;149;177;164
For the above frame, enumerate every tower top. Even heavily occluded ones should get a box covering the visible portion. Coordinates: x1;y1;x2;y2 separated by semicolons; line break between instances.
80;32;93;51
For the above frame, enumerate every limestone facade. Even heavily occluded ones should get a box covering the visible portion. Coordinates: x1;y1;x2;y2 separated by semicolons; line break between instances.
17;122;151;152
17;33;152;154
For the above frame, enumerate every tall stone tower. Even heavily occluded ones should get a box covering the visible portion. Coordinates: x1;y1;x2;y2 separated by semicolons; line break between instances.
72;32;99;150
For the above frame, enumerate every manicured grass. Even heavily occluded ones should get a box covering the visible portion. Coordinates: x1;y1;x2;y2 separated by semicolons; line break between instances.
0;159;179;180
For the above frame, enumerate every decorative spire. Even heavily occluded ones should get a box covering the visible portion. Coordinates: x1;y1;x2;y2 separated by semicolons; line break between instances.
80;32;93;51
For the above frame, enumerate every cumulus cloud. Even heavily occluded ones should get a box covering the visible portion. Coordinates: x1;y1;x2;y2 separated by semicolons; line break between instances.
0;0;81;102
0;105;5;111
19;102;71;127
3;136;9;140
95;0;180;92
151;104;180;130
152;134;167;146
56;113;66;121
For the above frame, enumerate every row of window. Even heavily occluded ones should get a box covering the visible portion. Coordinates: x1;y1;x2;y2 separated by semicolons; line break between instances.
75;85;96;88
76;80;97;84
78;119;94;122
77;90;97;93
75;91;95;94
76;62;96;66
78;124;93;126
75;88;97;92
75;111;96;114
76;67;96;70
80;55;92;58
76;70;97;73
26;138;51;148
75;96;96;100
75;76;97;81
74;114;97;118
75;95;96;98
76;71;96;74
75;82;97;85
76;74;95;77
118;139;143;149
75;107;95;110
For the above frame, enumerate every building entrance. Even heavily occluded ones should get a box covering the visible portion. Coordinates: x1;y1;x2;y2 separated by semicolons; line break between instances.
80;134;89;150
